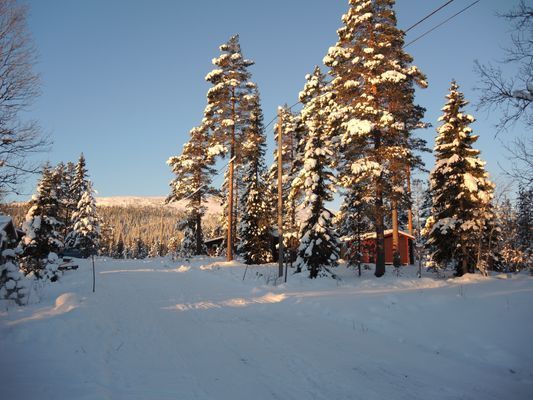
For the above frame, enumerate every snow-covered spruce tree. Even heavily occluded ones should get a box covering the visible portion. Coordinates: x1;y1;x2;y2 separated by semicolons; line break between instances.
123;241;133;259
51;163;66;218
324;0;427;277
267;105;306;260
60;161;77;238
68;181;100;258
112;236;125;259
70;153;88;203
18;166;64;280
203;34;258;259
411;179;432;234
291;67;340;279
177;217;196;259
426;81;496;276
98;221;114;257
131;238;148;259
516;185;532;270
167;124;216;256
494;197;523;272
167;236;181;260
66;154;89;249
237;92;272;264
149;239;164;258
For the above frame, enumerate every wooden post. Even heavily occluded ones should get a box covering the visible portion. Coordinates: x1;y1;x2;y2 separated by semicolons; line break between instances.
392;202;399;253
92;255;95;293
227;92;236;261
277;109;284;278
407;164;413;236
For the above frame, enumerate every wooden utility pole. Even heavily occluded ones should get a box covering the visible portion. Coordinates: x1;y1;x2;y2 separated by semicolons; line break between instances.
406;164;413;235
391;202;399;252
277;109;284;278
227;92;236;261
391;159;400;254
91;255;95;293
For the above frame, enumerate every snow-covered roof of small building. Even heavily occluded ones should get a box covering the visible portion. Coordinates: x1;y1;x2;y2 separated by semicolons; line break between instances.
0;215;13;229
204;236;225;245
0;215;17;244
361;229;415;240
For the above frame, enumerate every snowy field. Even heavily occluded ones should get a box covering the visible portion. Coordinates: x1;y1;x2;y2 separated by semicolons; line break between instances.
1;258;532;400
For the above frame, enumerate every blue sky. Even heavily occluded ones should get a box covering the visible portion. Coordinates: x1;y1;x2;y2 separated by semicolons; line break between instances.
17;0;526;199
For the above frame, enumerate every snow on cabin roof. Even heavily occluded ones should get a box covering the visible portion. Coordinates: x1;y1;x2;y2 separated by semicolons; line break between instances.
204;236;225;244
0;215;13;230
361;229;415;240
205;236;241;245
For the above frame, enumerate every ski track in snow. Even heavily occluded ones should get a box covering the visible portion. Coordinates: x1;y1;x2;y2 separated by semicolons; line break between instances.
1;258;532;400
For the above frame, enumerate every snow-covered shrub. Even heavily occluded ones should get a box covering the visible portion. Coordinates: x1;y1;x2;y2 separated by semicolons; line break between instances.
0;249;30;305
179;223;196;259
41;252;62;282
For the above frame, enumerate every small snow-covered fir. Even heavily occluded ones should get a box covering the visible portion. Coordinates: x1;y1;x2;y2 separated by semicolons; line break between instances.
18;166;64;280
67;181;100;258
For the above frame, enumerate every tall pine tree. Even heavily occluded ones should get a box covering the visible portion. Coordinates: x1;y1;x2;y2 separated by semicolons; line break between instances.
203;34;258;260
324;0;427;277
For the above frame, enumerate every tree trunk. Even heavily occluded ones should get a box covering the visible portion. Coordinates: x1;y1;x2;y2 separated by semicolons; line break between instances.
374;124;385;277
375;178;386;277
195;207;203;256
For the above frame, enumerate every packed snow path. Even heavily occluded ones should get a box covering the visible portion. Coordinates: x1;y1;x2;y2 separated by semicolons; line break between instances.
1;258;532;400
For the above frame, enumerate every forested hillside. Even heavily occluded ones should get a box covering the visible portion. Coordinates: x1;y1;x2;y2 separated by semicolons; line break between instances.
0;198;222;258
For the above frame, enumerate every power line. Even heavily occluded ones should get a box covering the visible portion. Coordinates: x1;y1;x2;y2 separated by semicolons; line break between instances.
404;0;456;33
404;0;481;48
264;101;301;131
264;1;479;123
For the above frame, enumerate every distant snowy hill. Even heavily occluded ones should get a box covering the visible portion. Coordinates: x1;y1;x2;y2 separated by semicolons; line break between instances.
96;195;222;215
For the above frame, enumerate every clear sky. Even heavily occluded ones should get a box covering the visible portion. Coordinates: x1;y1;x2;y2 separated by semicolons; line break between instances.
17;0;526;200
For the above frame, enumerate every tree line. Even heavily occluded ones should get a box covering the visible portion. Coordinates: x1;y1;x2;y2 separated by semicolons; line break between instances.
167;0;532;278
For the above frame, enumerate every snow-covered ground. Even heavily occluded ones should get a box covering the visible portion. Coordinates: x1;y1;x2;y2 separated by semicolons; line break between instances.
1;258;532;400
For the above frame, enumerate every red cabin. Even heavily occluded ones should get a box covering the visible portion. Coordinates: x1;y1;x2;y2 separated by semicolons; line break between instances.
359;229;414;265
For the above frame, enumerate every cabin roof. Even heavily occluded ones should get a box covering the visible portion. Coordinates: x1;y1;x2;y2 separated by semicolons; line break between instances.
361;229;415;240
0;215;13;229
